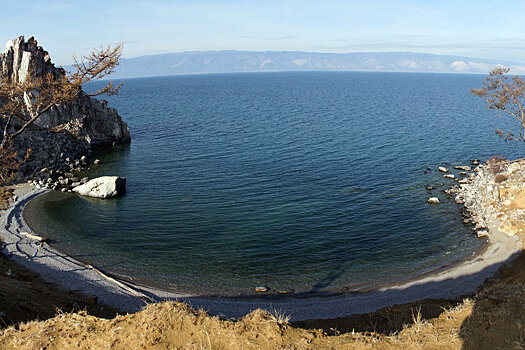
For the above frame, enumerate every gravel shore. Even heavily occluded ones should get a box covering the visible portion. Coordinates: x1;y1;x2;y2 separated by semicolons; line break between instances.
1;177;521;321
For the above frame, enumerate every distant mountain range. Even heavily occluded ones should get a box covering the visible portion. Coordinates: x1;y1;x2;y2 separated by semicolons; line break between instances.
106;51;525;79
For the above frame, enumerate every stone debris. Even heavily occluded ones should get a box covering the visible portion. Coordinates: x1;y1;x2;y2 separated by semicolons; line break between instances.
454;165;472;171
450;158;525;237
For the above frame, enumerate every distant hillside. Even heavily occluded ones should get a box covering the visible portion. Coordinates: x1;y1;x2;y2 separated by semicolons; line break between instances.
107;51;525;79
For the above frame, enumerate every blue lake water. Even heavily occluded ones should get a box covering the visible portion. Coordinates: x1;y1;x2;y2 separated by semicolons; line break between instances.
24;72;524;295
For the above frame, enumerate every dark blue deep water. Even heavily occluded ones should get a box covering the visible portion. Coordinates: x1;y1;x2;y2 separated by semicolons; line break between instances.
25;72;525;295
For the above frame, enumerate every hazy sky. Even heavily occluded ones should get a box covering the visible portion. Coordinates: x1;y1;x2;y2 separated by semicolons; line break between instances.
1;0;524;65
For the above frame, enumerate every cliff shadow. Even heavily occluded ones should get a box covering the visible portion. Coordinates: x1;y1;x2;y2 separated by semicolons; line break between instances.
292;297;459;335
183;249;522;339
459;250;525;349
0;250;119;328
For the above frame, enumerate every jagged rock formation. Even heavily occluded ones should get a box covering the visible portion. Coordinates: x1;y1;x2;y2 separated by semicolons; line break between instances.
0;36;130;180
1;36;130;147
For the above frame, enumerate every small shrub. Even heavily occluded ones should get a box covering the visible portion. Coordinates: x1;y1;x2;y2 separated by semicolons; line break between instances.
487;155;506;174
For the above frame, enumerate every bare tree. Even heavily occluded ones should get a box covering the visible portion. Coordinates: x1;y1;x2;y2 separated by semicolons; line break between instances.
0;43;122;189
0;43;123;149
472;67;525;142
0;141;29;186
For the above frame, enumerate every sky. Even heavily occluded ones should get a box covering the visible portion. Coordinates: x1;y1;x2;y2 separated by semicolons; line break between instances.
1;0;525;66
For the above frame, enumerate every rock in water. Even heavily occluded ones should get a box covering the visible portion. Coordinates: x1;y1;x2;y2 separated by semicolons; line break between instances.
454;165;472;171
476;230;489;238
427;197;440;204
73;176;126;199
438;166;449;173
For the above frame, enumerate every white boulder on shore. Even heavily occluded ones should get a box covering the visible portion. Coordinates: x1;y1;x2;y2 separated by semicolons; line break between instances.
73;176;126;199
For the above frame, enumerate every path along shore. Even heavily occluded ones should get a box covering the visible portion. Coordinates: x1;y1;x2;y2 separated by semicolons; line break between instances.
0;165;522;321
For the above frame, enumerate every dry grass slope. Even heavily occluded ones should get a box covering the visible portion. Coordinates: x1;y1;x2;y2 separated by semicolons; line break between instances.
0;297;480;349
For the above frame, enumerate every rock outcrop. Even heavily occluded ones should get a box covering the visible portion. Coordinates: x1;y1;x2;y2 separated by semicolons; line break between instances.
0;36;131;180
73;176;126;199
453;158;525;237
1;36;130;147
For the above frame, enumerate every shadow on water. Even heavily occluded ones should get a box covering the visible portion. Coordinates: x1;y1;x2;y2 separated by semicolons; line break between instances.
290;249;525;346
181;249;522;341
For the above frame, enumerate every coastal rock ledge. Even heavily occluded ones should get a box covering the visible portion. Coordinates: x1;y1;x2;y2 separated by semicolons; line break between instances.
0;36;131;180
73;176;126;199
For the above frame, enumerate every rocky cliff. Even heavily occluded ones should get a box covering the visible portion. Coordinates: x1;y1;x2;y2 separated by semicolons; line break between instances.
0;36;130;180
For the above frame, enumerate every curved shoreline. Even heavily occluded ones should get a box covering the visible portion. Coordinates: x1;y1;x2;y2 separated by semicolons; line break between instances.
1;183;521;321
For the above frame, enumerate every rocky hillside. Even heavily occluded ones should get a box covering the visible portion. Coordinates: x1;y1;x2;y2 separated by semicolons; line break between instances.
0;36;130;181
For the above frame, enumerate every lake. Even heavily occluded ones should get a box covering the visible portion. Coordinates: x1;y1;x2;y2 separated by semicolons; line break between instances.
24;71;524;295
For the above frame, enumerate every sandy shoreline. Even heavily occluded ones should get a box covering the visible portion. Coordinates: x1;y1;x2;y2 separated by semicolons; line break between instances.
0;182;521;321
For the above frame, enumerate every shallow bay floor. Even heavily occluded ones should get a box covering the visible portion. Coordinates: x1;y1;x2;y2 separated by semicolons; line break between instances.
0;182;521;321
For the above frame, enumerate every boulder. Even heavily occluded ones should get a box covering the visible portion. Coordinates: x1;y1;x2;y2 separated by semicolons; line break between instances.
454;165;472;171
427;197;440;204
438;166;449;173
444;174;455;179
494;173;508;183
476;230;489;238
73;176;126;199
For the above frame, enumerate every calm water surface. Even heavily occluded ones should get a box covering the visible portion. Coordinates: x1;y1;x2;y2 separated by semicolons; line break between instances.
24;72;524;295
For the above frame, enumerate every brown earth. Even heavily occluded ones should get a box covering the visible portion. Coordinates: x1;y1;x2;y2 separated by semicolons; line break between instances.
0;247;118;328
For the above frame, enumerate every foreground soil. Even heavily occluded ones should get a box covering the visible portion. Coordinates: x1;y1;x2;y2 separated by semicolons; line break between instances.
0;249;118;327
0;250;524;349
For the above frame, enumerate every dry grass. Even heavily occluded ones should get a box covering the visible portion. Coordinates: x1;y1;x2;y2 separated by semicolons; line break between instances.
0;298;472;350
0;187;13;210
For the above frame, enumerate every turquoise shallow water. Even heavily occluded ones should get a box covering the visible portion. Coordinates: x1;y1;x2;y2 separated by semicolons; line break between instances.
24;72;524;295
